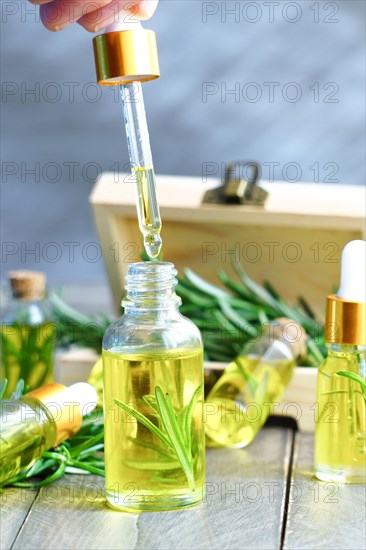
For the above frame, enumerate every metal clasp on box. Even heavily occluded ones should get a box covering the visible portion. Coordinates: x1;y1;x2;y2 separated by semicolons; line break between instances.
202;161;268;206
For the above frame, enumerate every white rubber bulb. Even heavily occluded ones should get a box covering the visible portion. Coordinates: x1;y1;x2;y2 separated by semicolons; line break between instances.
337;240;366;303
63;382;99;417
105;10;142;32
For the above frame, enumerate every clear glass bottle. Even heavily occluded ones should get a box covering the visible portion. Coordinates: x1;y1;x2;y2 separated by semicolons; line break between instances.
315;344;365;483
102;262;205;512
205;318;306;448
1;271;56;398
0;382;98;485
315;239;366;483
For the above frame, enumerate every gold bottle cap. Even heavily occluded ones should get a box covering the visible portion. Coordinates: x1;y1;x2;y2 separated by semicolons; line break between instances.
93;28;160;85
325;241;366;346
26;383;98;446
8;271;46;301
325;295;366;346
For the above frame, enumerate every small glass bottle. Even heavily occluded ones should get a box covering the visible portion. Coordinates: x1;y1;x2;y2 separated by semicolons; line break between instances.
102;262;205;512
315;240;366;483
1;271;55;398
205;318;306;448
0;382;98;485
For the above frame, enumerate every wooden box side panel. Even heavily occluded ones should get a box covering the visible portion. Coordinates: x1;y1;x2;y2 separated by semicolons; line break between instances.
93;210;363;316
91;175;365;313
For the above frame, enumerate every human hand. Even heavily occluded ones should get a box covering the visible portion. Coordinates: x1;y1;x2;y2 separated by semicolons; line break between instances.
29;0;159;32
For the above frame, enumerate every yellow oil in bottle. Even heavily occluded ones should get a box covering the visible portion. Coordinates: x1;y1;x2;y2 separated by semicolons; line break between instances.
103;347;205;511
1;323;55;398
0;398;55;484
133;167;162;259
315;347;366;483
205;355;295;448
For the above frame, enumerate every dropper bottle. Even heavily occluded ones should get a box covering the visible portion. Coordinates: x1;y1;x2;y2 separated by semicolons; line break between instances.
205;318;307;448
315;240;366;483
93;15;162;258
0;382;98;485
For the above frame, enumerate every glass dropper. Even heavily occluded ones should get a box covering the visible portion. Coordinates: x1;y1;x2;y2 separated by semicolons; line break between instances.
92;16;162;259
120;82;162;259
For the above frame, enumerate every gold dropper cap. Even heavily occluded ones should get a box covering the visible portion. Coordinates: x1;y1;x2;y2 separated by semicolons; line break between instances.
325;295;366;346
93;29;160;85
324;241;366;346
26;383;83;446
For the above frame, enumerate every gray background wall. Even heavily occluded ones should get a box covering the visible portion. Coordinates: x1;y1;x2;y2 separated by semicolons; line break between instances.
1;0;365;286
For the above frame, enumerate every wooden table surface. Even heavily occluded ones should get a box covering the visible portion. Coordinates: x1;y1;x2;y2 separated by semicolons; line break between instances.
1;424;365;550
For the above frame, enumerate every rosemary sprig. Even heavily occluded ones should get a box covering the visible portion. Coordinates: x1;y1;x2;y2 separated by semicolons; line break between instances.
337;371;366;404
155;387;195;488
114;384;203;488
177;264;326;365
114;397;173;450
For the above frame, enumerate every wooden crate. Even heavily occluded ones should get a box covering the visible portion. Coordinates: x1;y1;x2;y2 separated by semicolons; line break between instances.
90;174;365;317
88;173;364;431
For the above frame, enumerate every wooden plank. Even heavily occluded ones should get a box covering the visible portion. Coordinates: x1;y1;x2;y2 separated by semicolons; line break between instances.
283;433;366;550
0;487;39;550
11;475;139;550
6;426;294;550
135;426;294;550
90;175;366;228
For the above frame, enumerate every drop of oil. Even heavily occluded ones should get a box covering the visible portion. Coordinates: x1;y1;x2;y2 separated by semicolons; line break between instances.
144;233;162;259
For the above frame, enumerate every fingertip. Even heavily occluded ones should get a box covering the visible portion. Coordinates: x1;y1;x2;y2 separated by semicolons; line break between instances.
76;17;100;34
40;4;59;31
29;0;53;4
40;8;71;31
135;0;159;20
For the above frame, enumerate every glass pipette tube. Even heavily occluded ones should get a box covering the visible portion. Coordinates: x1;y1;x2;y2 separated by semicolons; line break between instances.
120;82;162;259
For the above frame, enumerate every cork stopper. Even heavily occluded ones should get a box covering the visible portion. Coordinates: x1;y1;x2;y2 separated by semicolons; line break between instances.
265;317;308;359
8;271;46;301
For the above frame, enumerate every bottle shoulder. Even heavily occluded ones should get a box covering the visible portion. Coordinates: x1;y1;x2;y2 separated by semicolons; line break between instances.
103;311;202;352
319;348;365;375
2;299;54;325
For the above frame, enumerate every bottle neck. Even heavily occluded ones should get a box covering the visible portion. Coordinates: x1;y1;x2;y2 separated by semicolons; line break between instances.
122;262;182;314
2;297;52;325
245;335;295;362
327;342;366;356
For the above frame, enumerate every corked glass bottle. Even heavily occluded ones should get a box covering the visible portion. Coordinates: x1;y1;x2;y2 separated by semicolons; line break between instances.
1;271;56;398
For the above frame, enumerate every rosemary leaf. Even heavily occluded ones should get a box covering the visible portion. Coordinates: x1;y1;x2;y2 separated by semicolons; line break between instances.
337;371;366;394
155;386;194;488
114;398;173;450
128;436;175;459
218;300;257;337
231;261;280;311
142;395;159;412
184;269;230;300
0;380;7;399
183;384;203;456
